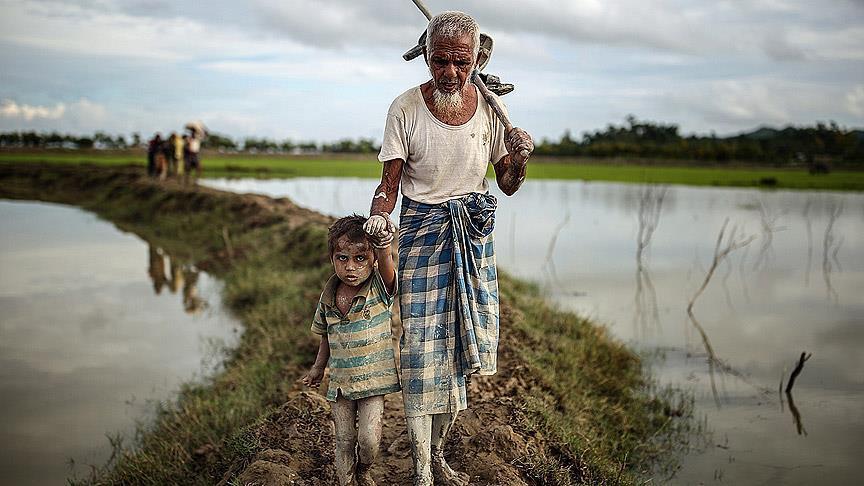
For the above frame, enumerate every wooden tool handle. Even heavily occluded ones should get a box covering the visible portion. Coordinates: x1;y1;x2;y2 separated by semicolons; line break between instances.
472;71;529;159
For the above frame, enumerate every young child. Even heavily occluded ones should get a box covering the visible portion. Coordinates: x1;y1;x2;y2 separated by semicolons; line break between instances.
302;214;400;486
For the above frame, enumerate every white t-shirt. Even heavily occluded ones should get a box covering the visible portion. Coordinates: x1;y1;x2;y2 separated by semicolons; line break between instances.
378;86;509;205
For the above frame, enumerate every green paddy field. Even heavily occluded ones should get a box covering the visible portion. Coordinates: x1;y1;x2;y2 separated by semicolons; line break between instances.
2;150;862;191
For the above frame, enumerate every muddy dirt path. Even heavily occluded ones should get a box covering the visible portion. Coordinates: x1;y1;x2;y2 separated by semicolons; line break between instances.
235;302;544;486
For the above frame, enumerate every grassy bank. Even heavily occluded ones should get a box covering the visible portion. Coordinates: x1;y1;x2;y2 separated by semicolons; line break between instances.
0;163;689;485
2;150;863;190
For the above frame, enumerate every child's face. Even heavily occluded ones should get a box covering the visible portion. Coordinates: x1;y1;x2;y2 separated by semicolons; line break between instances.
331;234;375;288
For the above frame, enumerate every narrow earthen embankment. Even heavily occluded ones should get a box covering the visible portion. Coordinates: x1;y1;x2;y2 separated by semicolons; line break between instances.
0;162;688;486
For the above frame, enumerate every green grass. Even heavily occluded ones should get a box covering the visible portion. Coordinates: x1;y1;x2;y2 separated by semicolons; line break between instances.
500;275;693;484
0;163;691;485
2;150;863;190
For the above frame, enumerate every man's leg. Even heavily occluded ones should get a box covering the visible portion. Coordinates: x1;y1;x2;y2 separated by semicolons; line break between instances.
332;395;358;486
431;412;469;486
406;414;433;486
355;395;384;486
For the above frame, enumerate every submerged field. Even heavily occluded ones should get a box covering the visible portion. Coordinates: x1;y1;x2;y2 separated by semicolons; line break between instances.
2;150;863;190
0;163;690;485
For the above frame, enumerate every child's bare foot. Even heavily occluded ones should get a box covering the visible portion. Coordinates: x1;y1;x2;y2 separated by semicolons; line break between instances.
431;449;469;486
355;463;376;486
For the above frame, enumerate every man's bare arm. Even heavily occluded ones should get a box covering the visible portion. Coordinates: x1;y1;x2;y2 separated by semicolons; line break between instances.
493;154;527;196
494;127;533;196
370;159;404;216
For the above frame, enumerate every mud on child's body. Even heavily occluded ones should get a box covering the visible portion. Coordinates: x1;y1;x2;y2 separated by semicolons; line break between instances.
302;215;399;486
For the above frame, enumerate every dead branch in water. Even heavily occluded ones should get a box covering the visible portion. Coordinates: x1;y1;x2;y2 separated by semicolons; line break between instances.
785;352;812;393
542;211;570;288
803;200;814;287
822;204;843;302
687;219;756;317
633;185;666;334
786;389;807;436
636;185;667;268
687;218;757;405
752;200;787;272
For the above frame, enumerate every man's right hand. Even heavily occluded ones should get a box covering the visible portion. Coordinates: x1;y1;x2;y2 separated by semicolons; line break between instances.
364;214;396;237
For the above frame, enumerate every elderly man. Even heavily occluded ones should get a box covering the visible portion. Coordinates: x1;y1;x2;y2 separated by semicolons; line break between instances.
363;10;533;486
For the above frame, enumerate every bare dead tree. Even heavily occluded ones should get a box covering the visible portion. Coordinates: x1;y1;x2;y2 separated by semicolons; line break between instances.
786;389;807;436
737;244;752;304
752;200;787;272
822;203;844;303
721;257;735;311
783;352;812;436
687;218;757;406
636;185;667;268
785;352;812;393
633;264;661;336
803;200;814;287
633;185;667;334
542;211;570;289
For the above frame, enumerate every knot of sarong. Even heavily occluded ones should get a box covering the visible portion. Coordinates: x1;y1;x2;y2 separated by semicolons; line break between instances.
447;192;497;239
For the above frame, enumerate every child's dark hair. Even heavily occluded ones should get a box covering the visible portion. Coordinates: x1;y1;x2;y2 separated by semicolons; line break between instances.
328;214;370;255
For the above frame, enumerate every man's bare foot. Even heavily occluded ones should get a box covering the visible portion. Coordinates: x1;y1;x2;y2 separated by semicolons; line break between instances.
431;449;470;486
356;463;376;486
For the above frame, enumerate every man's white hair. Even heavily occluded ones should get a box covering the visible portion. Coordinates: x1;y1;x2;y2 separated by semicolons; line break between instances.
425;11;480;62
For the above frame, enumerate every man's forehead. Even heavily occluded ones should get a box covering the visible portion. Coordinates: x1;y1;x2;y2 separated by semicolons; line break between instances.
429;34;474;54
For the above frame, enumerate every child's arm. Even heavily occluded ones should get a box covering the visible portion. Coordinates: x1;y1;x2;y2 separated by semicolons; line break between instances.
374;243;396;295
301;334;330;388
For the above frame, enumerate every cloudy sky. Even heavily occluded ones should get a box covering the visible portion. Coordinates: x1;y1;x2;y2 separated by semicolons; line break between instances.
1;0;862;142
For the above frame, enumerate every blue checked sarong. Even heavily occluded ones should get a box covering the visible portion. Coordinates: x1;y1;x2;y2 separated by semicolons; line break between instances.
398;192;499;417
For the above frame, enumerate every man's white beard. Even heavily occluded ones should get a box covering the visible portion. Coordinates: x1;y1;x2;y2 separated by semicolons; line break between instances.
432;83;464;117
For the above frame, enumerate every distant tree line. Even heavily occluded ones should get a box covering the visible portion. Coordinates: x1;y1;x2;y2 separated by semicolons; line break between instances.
0;130;380;155
534;115;864;165
0;131;134;149
3;117;862;165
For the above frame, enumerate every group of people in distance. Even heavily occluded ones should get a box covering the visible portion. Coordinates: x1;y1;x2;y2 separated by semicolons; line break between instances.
146;123;205;181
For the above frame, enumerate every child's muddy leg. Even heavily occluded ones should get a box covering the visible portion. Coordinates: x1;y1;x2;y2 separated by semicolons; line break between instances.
430;412;469;486
355;395;384;486
332;395;358;486
406;414;433;486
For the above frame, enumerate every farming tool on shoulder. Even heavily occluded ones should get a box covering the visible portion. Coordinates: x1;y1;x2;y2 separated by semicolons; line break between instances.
403;0;528;158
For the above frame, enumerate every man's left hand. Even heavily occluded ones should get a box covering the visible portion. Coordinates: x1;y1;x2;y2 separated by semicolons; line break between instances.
506;127;534;166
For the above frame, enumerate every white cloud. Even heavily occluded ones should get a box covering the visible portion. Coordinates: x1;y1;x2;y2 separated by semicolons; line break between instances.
847;86;864;116
1;0;862;138
0;98;107;131
0;99;65;120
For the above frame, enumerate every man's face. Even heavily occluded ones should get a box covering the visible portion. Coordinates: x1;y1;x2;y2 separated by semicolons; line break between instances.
428;33;476;94
331;234;375;288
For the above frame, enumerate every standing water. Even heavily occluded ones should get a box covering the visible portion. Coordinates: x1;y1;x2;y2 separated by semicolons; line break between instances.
0;200;241;485
205;176;864;485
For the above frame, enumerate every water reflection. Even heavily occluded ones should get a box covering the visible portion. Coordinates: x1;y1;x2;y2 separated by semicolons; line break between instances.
822;204;843;303
0;200;239;485
147;244;207;314
633;185;666;336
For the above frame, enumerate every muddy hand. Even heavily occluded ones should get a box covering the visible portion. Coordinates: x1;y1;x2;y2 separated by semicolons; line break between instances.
371;229;394;250
506;127;534;166
364;214;395;237
302;366;324;388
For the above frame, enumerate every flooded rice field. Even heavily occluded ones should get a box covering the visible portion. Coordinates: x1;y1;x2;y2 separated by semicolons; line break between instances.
204;176;864;485
0;200;241;485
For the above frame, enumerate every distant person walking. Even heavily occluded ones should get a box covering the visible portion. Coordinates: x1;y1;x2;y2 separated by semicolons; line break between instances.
173;132;185;177
184;121;206;182
146;133;162;177
167;132;180;176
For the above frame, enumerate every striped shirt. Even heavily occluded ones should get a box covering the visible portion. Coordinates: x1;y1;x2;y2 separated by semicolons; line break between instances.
311;269;401;402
